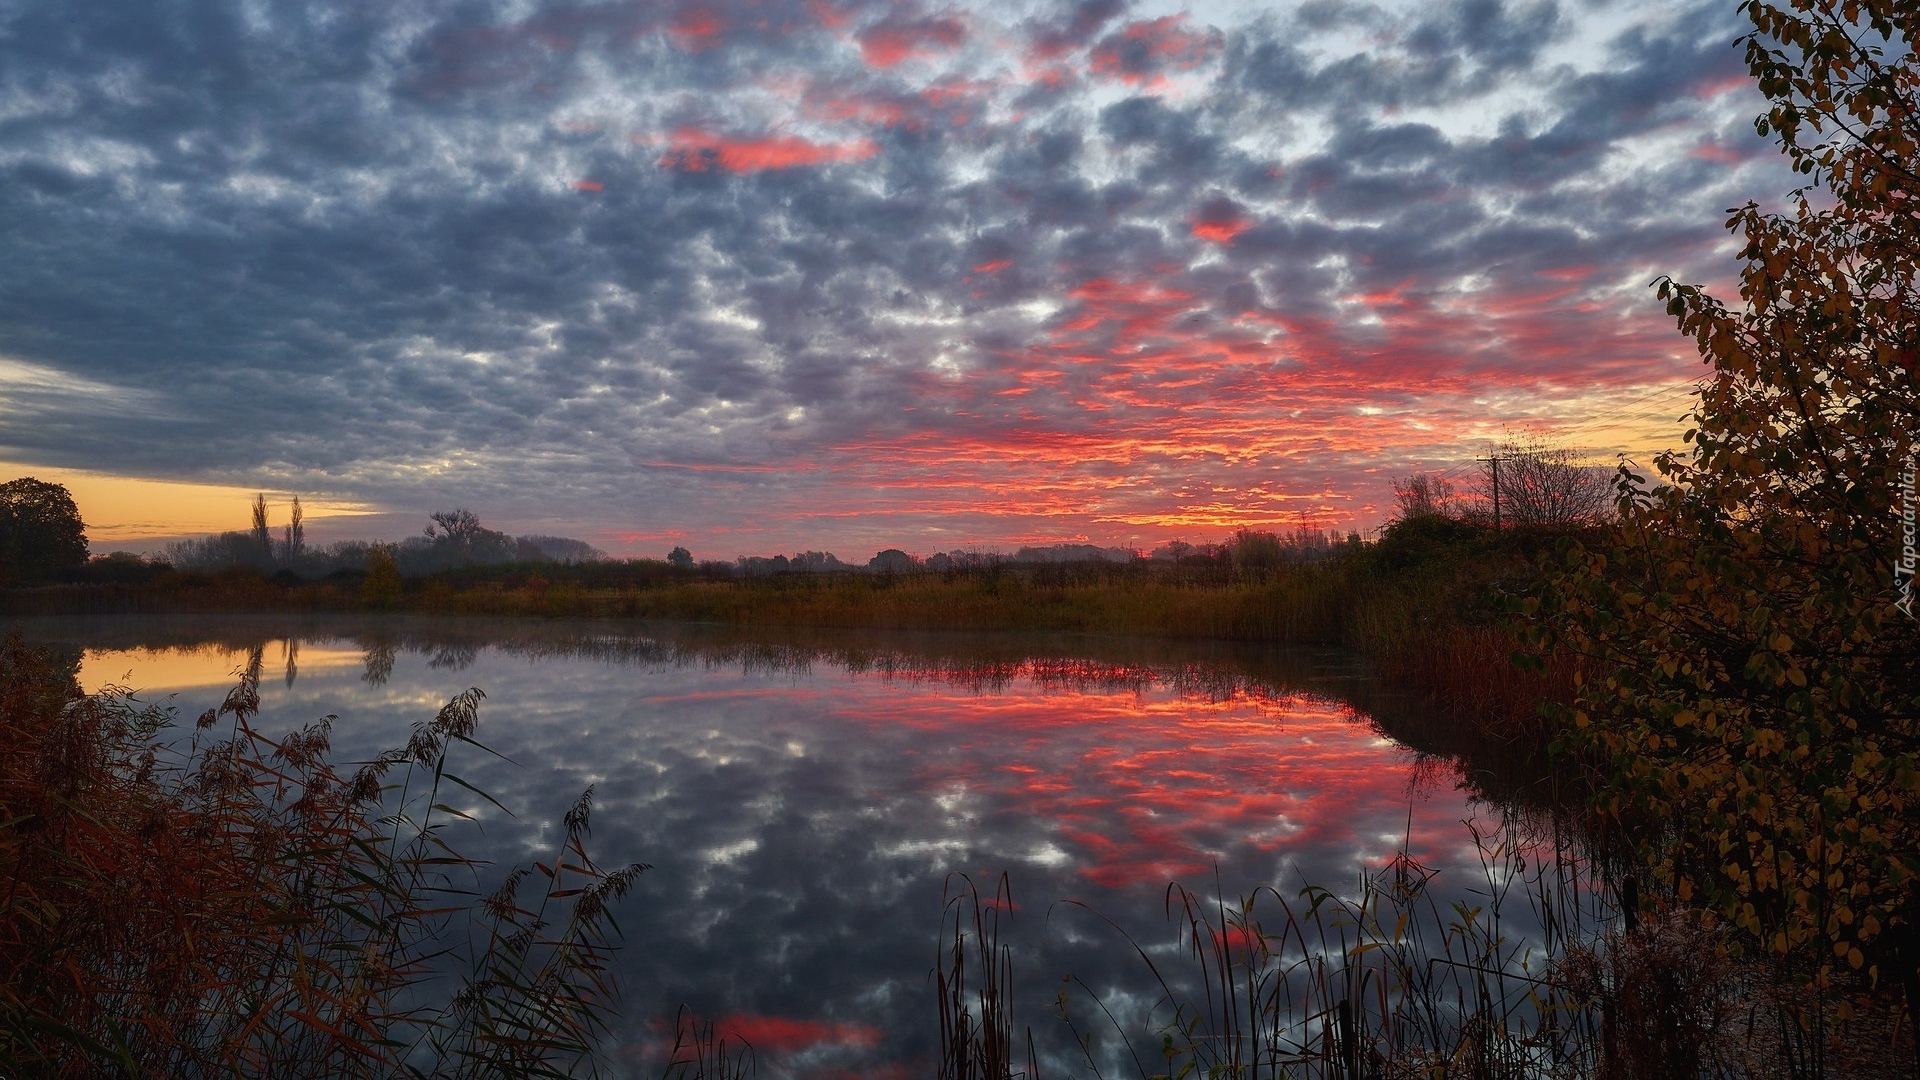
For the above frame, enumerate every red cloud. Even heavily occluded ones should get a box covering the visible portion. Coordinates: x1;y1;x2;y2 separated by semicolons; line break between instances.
667;7;726;49
1191;220;1247;243
656;127;879;172
1090;15;1219;86
856;15;965;68
806;0;853;31
1689;141;1749;165
572;179;604;192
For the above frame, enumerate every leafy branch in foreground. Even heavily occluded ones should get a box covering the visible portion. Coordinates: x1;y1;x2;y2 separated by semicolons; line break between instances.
1532;0;1920;1054
0;633;647;1078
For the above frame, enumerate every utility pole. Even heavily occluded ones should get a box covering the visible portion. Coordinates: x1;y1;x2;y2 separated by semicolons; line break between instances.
1478;453;1501;529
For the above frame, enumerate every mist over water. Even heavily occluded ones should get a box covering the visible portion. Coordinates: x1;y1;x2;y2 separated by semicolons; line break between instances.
13;615;1539;1078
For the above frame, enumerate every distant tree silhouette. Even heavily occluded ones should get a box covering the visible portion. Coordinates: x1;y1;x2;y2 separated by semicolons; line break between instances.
283;495;304;563
250;493;271;565
419;509;516;569
1468;436;1611;529
867;548;914;573
0;478;88;584
666;546;693;568
1391;473;1457;521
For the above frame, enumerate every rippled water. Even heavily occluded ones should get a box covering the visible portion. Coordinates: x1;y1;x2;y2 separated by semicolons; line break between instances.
12;614;1545;1077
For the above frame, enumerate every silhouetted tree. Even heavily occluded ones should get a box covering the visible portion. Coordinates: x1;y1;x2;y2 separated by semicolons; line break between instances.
1472;436;1611;528
666;546;693;568
283;495;304;563
1391;472;1457;521
250;493;271;565
867;548;914;573
0;478;88;584
420;509;515;568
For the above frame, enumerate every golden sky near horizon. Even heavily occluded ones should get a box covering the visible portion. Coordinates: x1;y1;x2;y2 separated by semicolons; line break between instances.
0;462;377;549
77;643;367;695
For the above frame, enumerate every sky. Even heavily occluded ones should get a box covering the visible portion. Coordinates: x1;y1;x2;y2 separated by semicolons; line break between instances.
0;0;1791;558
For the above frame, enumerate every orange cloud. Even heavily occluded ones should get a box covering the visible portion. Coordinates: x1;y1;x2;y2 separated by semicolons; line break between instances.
656;127;879;172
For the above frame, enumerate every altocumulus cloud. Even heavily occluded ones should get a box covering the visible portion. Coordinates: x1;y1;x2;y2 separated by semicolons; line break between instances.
0;0;1791;552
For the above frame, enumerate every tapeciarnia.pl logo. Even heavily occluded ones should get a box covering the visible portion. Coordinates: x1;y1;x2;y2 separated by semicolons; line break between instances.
1899;452;1917;620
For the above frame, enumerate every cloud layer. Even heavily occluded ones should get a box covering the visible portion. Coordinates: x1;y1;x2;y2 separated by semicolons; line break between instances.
0;0;1788;554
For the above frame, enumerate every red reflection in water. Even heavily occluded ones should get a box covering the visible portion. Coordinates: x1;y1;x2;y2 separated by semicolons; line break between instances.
819;661;1456;890
709;1013;880;1052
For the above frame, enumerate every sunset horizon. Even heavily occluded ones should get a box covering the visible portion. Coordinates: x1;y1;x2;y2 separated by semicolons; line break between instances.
1;0;1784;558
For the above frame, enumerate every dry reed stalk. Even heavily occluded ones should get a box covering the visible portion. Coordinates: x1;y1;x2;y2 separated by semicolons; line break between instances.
0;632;646;1079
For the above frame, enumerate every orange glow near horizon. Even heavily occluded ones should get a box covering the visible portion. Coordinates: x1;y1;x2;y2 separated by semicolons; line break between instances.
0;462;378;549
77;642;366;695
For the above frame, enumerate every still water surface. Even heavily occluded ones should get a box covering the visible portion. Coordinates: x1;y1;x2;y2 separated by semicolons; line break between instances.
15;614;1526;1077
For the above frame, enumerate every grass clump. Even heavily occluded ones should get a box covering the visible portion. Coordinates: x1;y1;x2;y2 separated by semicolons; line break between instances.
0;632;646;1078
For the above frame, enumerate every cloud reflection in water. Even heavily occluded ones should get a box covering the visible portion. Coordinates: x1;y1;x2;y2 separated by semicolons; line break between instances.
31;617;1496;1078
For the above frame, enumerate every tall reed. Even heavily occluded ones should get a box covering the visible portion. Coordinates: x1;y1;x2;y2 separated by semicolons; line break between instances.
1045;809;1775;1079
938;873;1042;1080
0;633;646;1078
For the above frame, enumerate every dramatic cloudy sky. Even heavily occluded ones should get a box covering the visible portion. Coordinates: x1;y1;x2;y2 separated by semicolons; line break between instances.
0;0;1789;556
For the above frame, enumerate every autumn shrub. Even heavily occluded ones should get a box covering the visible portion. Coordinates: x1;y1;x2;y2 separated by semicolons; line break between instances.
0;633;645;1078
1534;0;1920;1054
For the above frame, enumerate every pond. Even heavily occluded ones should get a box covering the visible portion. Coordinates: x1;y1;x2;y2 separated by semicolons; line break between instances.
10;614;1589;1078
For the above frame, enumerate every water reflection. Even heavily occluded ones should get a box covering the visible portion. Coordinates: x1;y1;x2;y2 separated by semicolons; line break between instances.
11;615;1543;1078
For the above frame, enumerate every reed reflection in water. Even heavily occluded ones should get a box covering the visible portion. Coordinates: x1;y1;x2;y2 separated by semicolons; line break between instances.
14;615;1574;1078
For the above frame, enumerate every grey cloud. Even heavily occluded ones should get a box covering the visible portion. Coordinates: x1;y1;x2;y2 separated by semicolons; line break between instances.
0;0;1796;544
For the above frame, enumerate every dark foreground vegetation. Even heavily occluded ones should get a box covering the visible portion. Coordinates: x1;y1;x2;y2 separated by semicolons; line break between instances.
0;634;645;1078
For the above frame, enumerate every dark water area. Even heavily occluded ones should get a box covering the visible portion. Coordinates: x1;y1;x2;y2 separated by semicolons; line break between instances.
8;614;1584;1078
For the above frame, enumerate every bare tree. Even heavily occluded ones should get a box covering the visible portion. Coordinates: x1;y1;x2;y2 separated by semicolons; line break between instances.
250;493;271;564
1472;436;1612;528
283;495;305;563
1391;472;1457;521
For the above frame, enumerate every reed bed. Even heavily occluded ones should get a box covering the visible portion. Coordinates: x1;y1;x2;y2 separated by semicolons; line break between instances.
0;633;645;1078
908;812;1863;1080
